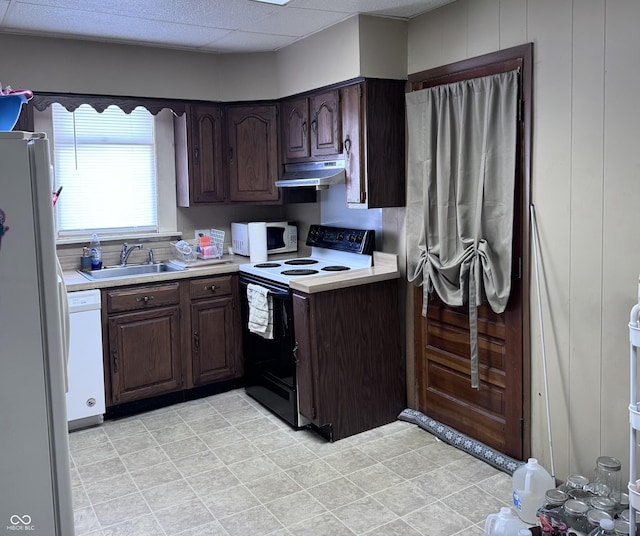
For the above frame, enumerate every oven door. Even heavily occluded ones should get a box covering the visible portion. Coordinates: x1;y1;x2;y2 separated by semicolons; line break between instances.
239;274;300;427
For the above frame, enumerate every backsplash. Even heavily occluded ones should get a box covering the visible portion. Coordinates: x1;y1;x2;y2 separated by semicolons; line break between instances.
57;238;179;271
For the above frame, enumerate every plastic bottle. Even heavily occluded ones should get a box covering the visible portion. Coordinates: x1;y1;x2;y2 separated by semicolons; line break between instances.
512;458;556;524
89;233;102;270
588;517;616;536
485;507;528;536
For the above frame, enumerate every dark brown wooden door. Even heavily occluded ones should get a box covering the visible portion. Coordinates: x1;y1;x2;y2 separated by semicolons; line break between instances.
189;104;225;204
282;98;310;162
228;105;279;202
109;306;182;404
410;44;532;460
310;90;341;157
190;296;240;385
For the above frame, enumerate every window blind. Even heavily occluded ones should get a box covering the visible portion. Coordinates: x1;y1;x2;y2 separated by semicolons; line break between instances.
52;103;158;235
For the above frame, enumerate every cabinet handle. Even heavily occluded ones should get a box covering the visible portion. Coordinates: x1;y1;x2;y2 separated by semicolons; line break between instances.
229;147;234;163
136;295;154;304
194;146;199;160
206;284;217;292
310;119;317;134
194;332;199;353
113;350;119;373
344;137;351;156
293;342;299;365
302;121;307;135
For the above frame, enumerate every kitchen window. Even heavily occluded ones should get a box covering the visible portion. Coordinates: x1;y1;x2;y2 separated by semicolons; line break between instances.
33;98;178;240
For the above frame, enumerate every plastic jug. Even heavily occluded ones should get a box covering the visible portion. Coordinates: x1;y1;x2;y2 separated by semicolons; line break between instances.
485;507;528;536
512;458;555;524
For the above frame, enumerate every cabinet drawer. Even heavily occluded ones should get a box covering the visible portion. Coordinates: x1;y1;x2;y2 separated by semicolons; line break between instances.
189;276;233;300
106;283;180;313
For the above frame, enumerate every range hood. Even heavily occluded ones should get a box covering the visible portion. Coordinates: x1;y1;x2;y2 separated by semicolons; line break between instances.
276;160;345;190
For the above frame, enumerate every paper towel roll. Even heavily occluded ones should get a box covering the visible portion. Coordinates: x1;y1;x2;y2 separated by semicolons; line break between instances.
248;222;268;263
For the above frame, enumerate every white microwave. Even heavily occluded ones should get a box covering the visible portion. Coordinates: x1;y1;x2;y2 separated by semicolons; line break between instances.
231;221;298;257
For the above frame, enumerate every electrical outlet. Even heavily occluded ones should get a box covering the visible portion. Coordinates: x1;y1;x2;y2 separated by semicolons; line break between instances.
194;229;210;240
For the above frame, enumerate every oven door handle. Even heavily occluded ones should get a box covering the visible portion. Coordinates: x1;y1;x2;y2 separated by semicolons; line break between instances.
292;342;299;365
239;275;290;297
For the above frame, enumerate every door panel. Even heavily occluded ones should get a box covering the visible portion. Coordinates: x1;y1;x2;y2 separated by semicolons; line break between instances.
415;289;523;458
282;98;310;161
228;105;279;202
310;91;340;157
191;297;237;384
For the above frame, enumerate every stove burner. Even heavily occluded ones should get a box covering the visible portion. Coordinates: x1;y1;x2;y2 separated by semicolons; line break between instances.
281;269;319;276
322;265;350;272
284;259;318;266
253;262;281;268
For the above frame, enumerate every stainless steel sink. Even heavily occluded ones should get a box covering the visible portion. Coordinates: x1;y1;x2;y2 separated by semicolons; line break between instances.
78;262;185;281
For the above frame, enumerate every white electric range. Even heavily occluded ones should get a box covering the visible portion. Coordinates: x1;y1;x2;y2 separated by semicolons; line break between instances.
238;224;376;430
239;224;376;288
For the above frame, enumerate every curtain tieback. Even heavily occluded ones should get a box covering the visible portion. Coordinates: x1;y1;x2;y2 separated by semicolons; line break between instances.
469;254;480;390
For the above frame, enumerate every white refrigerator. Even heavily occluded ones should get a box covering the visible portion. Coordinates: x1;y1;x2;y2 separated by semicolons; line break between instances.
0;131;75;535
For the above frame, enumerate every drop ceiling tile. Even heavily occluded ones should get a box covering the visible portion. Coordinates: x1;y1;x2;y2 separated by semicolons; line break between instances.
203;30;296;53
2;0;455;53
5;2;231;48
240;7;349;37
15;0;279;29
288;0;453;18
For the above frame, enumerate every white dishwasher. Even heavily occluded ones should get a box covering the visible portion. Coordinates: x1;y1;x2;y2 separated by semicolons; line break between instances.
66;289;105;431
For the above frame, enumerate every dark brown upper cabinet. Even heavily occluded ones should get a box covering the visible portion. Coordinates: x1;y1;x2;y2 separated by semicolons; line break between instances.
175;104;225;206
282;90;341;163
340;79;405;208
282;97;310;161
310;90;341;157
227;104;280;203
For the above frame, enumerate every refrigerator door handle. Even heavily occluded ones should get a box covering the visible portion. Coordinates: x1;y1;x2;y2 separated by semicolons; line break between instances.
56;256;70;392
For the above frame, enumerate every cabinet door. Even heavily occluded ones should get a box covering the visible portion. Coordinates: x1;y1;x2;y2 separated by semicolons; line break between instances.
341;83;366;204
293;293;317;422
190;105;225;204
108;305;182;404
228;105;279;203
310;90;341;157
175;105;225;206
343;79;406;208
282;98;310;161
191;296;241;385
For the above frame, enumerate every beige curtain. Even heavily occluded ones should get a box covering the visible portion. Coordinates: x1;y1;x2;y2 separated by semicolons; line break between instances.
406;70;518;389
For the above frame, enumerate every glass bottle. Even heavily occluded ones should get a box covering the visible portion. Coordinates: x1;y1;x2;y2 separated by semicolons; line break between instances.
587;509;613;531
593;456;622;503
590;496;617;515
563;499;590;533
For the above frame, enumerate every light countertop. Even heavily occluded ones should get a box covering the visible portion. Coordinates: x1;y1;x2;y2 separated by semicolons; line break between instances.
64;252;400;293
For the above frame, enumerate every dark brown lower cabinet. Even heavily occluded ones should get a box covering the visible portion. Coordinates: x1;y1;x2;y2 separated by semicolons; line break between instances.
188;276;243;386
103;275;243;408
293;280;405;441
105;283;183;405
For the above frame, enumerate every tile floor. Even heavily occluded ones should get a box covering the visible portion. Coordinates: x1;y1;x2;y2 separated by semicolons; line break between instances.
69;389;514;536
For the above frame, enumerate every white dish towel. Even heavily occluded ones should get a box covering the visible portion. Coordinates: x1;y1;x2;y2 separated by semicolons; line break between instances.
247;283;274;339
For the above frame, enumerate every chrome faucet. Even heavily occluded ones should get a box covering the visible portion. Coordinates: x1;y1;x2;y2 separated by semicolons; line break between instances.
120;243;143;266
